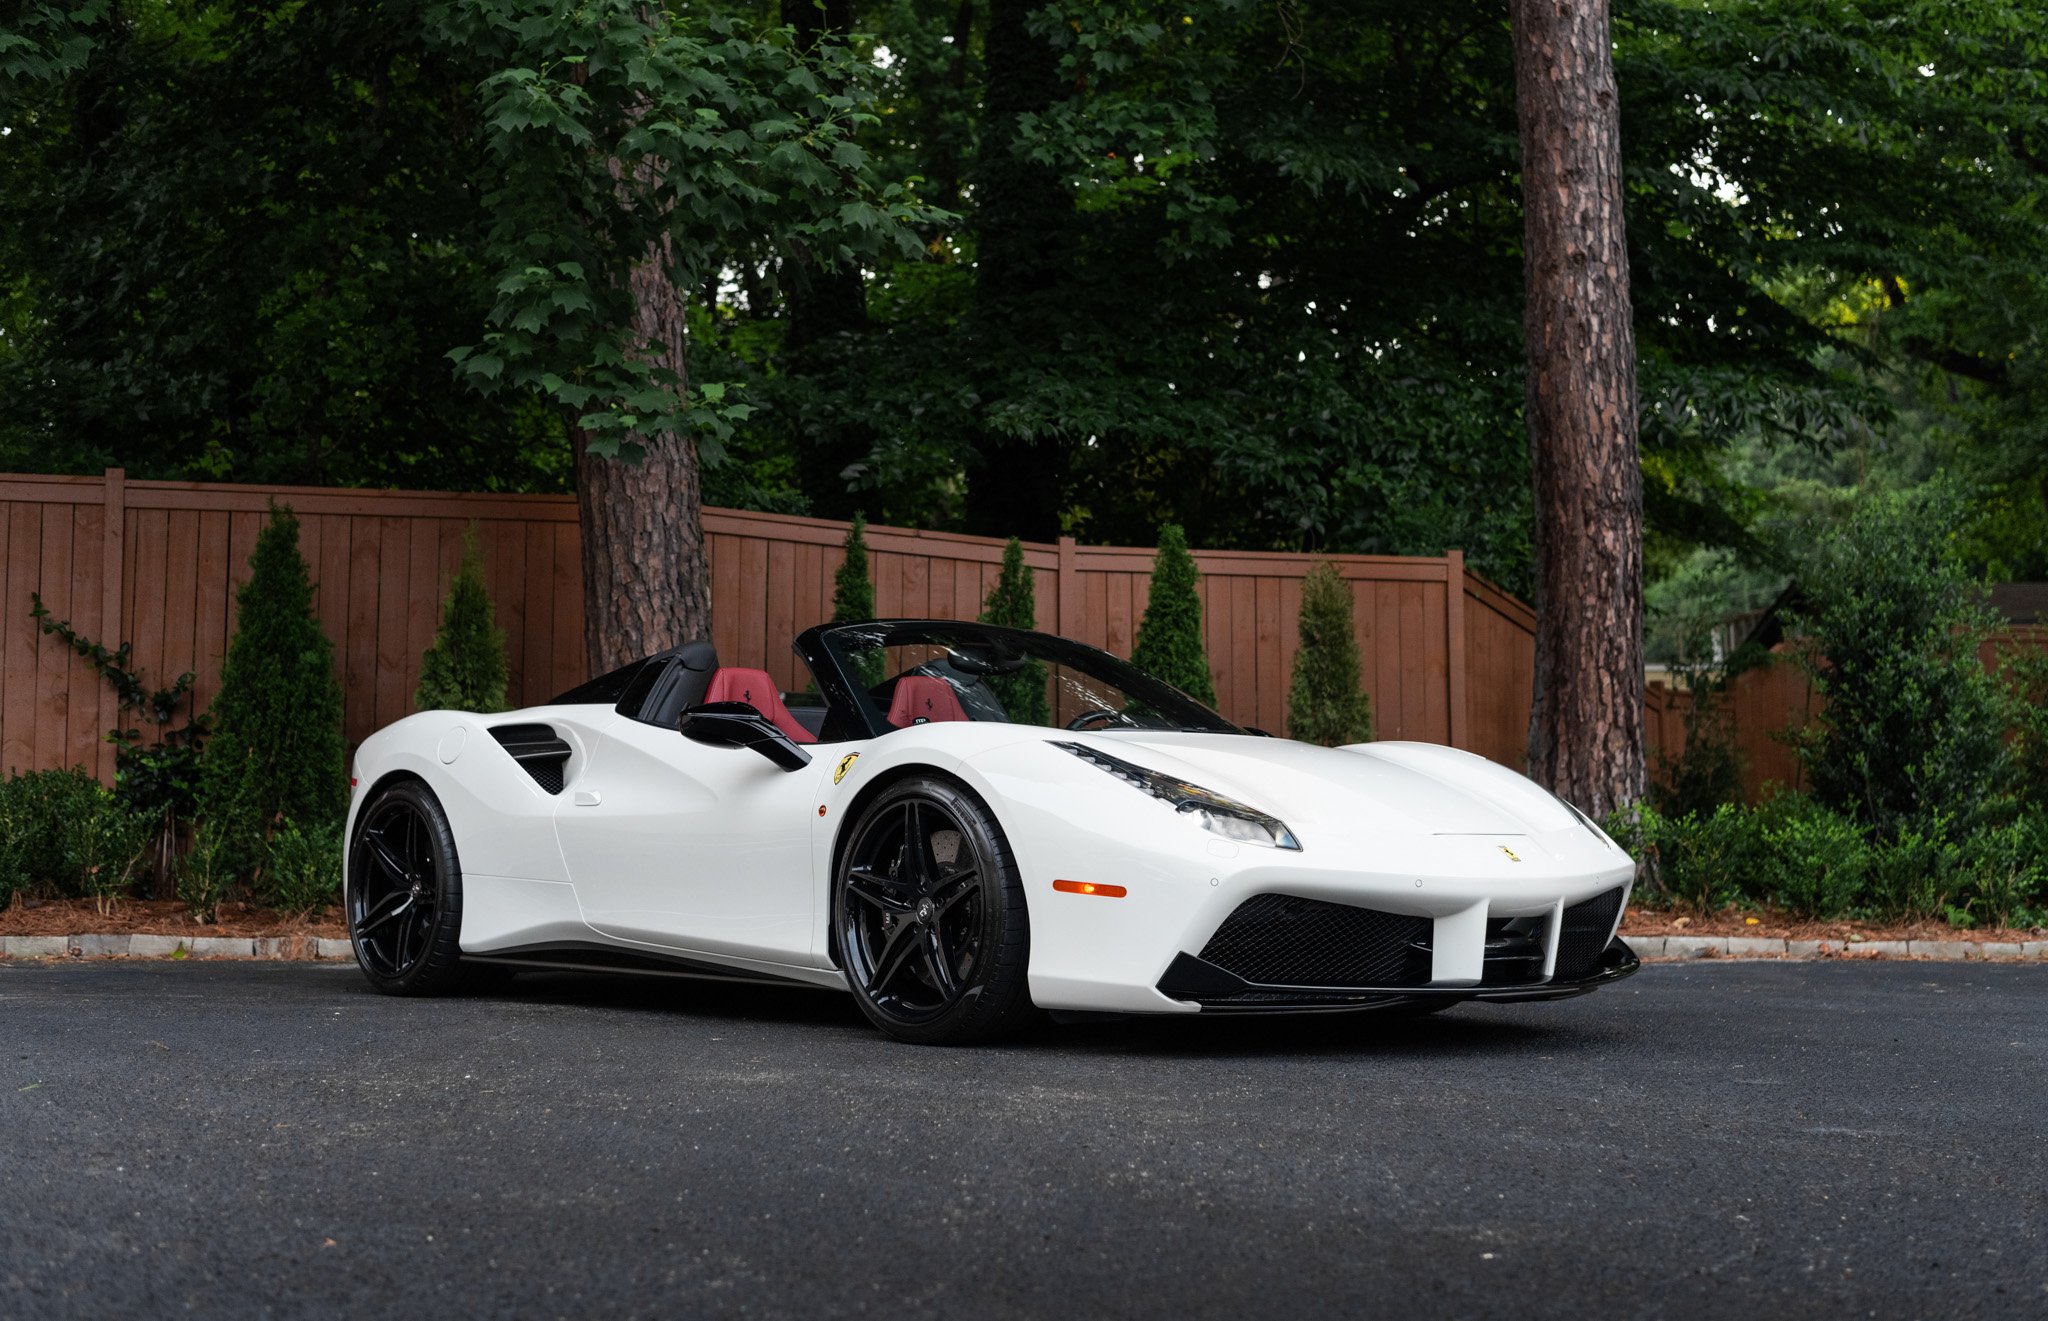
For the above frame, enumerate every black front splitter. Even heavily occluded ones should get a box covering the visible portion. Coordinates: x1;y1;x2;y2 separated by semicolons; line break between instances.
1152;937;1642;1014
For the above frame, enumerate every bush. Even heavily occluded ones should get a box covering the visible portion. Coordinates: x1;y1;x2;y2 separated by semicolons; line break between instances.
1753;798;1869;920
1861;818;1962;924
1286;561;1373;746
176;823;235;924
979;537;1050;725
1790;486;2008;837
1950;815;2048;930
2000;647;2048;811
263;819;343;919
1130;523;1216;707
64;787;155;916
0;767;108;900
1630;802;1767;915
415;524;509;714
198;503;347;878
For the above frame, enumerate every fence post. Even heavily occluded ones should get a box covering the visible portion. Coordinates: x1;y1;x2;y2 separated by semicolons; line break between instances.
1445;549;1468;750
99;468;126;783
1057;536;1079;638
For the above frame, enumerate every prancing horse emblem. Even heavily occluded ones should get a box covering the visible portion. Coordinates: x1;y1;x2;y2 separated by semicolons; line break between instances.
834;752;860;785
1499;845;1521;863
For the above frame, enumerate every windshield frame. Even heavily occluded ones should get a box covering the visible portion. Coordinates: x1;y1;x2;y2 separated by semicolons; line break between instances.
793;619;1243;741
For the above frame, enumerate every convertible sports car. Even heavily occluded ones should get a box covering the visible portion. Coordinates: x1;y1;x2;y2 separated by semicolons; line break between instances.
344;619;1639;1044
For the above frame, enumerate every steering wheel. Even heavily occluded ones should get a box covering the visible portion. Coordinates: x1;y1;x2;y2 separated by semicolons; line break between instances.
1065;707;1134;732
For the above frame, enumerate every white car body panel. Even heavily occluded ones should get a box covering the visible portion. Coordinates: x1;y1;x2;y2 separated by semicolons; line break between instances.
348;691;1636;1015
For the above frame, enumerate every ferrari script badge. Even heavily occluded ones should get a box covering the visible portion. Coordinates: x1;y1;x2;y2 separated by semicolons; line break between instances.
834;753;860;785
1499;845;1521;863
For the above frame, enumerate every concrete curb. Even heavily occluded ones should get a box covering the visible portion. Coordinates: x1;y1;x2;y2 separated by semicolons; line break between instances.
0;934;355;961
1624;935;2048;961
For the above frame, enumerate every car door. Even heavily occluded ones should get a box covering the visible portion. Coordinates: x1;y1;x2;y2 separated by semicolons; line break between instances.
553;710;834;968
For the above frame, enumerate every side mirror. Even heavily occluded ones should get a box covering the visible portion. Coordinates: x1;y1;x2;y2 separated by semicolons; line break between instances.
679;701;813;772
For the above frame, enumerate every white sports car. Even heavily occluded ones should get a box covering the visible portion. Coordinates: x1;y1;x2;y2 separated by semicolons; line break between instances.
344;620;1639;1044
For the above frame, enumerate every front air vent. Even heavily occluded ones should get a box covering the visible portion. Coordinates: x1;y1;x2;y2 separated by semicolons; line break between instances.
1198;894;1433;989
488;723;572;795
1552;886;1627;981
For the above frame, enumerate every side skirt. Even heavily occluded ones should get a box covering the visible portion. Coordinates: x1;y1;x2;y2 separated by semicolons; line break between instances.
465;941;841;992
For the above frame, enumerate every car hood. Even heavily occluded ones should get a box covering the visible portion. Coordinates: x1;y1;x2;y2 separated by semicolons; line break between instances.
1066;732;1592;842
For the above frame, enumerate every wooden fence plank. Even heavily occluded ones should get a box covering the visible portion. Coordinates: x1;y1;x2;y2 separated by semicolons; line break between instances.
34;507;73;770
68;504;104;772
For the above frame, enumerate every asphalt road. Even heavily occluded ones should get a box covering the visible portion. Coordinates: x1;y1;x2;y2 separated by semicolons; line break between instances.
2;960;2043;1320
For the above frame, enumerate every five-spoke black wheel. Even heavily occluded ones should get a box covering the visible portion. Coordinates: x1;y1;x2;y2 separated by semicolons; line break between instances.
347;780;467;995
835;776;1033;1045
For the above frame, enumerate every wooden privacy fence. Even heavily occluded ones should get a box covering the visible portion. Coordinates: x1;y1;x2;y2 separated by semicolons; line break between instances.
0;470;1540;784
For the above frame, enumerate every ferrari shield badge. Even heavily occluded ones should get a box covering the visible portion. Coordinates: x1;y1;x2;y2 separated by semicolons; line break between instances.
1499;844;1521;863
834;753;860;785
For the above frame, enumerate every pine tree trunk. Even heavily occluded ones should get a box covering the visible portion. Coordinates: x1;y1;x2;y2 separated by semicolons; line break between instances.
574;231;711;679
1511;0;1645;817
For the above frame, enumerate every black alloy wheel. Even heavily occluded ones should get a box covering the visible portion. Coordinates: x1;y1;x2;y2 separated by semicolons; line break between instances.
835;776;1034;1045
347;780;467;995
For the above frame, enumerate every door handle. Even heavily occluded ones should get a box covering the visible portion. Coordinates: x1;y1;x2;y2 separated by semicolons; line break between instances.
574;789;602;807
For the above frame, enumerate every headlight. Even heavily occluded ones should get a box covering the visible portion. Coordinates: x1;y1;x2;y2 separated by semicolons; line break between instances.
1052;741;1301;850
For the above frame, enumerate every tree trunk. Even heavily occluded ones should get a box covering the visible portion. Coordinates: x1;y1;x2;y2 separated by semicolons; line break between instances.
574;231;712;679
1511;0;1645;817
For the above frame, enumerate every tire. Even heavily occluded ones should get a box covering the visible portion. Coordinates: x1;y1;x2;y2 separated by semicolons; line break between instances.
834;775;1034;1045
346;779;468;996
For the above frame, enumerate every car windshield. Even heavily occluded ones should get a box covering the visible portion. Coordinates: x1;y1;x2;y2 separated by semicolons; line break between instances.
807;621;1241;737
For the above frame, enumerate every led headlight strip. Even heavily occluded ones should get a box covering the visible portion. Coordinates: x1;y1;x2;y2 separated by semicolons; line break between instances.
1052;741;1302;851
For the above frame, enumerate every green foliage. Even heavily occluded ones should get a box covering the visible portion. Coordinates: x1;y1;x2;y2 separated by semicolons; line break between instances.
1623;802;1765;916
176;822;235;924
0;767;105;902
62;784;153;916
1130;524;1215;707
28;590;209;837
261;819;343;919
415;526;508;714
833;513;883;688
197;504;347;877
1789;486;2009;837
1286;562;1373;746
979;538;1050;726
2000;647;2048;812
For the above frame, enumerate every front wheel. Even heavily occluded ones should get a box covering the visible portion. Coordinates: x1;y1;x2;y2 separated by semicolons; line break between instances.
834;777;1035;1045
347;780;468;995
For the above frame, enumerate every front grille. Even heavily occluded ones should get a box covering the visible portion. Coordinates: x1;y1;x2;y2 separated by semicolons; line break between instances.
1197;894;1432;988
1553;886;1626;980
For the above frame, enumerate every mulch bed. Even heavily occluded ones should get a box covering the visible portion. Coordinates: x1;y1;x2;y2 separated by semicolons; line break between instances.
0;897;346;940
1622;905;2045;945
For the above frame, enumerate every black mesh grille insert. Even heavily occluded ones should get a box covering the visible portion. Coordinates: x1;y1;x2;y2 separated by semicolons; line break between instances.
1553;886;1626;980
1197;894;1432;988
488;723;571;795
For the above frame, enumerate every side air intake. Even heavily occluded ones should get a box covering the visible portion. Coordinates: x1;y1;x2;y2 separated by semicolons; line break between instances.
488;723;572;795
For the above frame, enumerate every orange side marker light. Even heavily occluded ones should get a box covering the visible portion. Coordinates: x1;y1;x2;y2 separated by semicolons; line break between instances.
1053;880;1127;898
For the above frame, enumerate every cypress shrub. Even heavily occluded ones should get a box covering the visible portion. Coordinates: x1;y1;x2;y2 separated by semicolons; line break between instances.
415;525;509;713
979;538;1050;725
197;503;347;879
834;513;884;687
1130;523;1216;707
1286;561;1373;745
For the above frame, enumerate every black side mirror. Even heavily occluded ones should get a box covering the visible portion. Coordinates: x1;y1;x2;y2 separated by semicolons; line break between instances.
679;701;813;771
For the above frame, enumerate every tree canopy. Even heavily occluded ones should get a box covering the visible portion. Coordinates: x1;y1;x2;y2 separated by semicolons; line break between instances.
4;0;2042;609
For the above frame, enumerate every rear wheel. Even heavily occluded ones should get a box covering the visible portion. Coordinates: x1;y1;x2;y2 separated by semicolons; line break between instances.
834;776;1034;1045
347;780;467;995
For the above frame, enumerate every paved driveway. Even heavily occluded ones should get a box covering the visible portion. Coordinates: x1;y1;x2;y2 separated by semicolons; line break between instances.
2;960;2043;1318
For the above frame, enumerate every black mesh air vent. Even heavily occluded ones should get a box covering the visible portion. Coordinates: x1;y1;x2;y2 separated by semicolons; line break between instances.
1553;886;1627;980
1198;894;1433;988
489;723;572;795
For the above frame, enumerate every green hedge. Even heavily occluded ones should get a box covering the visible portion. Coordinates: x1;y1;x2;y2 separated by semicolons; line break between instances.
1611;797;2048;929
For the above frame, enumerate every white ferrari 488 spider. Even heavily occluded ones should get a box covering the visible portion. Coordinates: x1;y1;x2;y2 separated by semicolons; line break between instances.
344;620;1639;1043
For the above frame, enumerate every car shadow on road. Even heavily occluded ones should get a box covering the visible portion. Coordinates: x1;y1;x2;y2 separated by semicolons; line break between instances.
476;968;1608;1060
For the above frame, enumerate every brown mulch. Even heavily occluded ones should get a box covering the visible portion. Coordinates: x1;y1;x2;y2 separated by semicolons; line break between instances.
1622;905;2046;945
0;897;346;939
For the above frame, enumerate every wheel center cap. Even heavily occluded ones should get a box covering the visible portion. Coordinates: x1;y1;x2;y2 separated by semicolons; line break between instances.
915;899;935;924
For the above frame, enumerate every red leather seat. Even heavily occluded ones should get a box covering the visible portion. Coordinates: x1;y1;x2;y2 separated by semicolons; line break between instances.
702;668;817;744
886;675;969;727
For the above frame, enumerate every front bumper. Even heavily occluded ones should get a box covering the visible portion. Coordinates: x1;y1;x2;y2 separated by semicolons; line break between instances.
1155;936;1641;1013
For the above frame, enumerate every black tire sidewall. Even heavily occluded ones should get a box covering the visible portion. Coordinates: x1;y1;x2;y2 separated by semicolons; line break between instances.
347;780;467;996
835;776;1033;1045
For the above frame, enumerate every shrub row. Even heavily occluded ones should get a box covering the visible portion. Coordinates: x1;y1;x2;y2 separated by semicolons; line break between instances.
1611;797;2048;929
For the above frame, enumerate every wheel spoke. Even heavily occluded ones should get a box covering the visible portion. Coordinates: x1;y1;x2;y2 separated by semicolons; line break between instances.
845;867;911;915
363;830;410;887
868;920;921;994
920;927;957;997
931;869;979;917
358;891;414;936
900;801;933;886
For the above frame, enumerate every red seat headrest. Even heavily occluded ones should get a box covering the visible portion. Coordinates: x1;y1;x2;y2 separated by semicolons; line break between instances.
702;667;816;744
886;675;969;728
